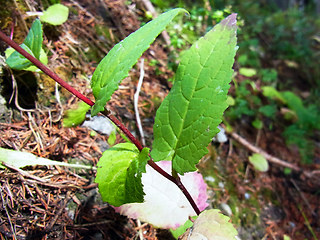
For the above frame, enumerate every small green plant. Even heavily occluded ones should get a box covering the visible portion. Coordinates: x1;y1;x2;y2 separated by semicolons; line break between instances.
5;19;48;72
39;3;69;26
1;9;238;238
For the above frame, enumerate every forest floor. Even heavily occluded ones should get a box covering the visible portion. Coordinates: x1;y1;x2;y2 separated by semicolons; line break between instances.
0;0;319;239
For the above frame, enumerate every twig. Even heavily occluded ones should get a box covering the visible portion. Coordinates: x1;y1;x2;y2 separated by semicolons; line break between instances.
72;220;112;228
134;58;146;146
228;130;320;178
136;219;144;240
53;82;64;122
0;30;201;216
0;186;17;240
45;192;71;231
229;131;301;171
290;179;316;217
27;112;44;150
140;0;173;50
2;162;79;189
9;69;35;112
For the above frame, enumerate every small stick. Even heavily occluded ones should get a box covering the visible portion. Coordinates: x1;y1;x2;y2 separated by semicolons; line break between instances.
0;187;17;240
134;58;146;146
229;131;301;171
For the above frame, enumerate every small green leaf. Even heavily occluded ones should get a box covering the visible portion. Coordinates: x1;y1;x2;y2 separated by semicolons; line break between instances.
180;209;238;239
283;235;291;240
95;143;149;206
151;14;238;174
258;104;277;118
170;216;197;239
40;4;69;25
63;101;91;127
252;119;263;129
6;44;35;70
0;148;94;169
91;8;186;116
24;19;42;59
239;67;257;77
23;48;48;72
262;86;286;103
226;96;235;106
284;167;292;175
249;153;269;172
107;131;116;145
6;19;46;71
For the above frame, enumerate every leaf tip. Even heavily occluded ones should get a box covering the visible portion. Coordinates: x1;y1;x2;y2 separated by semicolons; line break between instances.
221;13;237;28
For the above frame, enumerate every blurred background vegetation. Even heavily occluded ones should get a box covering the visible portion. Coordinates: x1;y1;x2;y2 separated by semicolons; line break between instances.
148;0;320;165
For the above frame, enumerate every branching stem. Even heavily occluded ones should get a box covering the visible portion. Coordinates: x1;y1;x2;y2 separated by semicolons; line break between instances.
0;30;201;216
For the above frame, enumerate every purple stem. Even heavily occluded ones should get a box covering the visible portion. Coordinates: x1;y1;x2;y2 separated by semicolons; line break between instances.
0;30;201;216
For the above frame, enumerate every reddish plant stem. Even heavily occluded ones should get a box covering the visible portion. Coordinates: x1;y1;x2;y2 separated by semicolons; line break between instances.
0;30;201;216
0;31;95;107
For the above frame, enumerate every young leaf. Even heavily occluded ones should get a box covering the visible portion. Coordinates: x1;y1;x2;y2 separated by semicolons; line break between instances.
170;217;197;239
90;8;186;116
151;14;238;174
95;143;149;207
239;67;257;77
0;148;94;170
63;101;91;127
248;153;269;172
6;43;35;70
6;19;45;71
179;209;238;240
24;19;42;59
40;4;69;26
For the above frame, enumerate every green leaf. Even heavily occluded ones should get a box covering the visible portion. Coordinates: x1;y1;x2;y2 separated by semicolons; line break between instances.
248;153;269;172
0;148;94;169
107;131;116;145
239;67;257;77
24;19;42;59
95;143;149;206
6;44;35;70
63;101;91;127
40;4;69;25
170;216;197;239
258;104;277;118
5;19;46;71
22;48;48;72
261;86;286;103
151;14;238;174
179;209;238;240
252;119;263;129
91;8;186;116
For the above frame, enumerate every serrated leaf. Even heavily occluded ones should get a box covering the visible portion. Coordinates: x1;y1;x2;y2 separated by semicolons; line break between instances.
179;209;238;240
151;14;238;174
248;153;269;172
63;101;91;127
40;4;69;26
91;8;186;116
0;148;94;169
95;143;149;206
